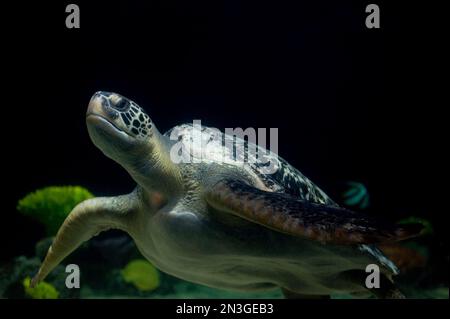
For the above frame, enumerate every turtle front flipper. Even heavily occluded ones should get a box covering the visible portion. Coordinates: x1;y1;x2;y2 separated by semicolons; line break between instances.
205;179;422;245
31;193;138;287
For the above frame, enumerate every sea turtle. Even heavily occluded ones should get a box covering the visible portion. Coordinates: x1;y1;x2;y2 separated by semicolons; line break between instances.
31;91;420;298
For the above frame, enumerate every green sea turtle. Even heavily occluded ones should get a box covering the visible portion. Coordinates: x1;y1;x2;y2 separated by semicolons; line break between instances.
31;91;420;298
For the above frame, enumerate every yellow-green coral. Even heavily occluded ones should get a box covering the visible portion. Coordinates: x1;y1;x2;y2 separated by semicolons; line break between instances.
121;259;160;292
17;186;94;235
23;276;59;299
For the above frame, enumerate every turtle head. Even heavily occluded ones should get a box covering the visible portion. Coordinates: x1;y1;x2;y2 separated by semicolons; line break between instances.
86;91;158;165
86;91;180;193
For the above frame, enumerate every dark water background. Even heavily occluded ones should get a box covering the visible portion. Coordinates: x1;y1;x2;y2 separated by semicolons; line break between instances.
2;0;443;284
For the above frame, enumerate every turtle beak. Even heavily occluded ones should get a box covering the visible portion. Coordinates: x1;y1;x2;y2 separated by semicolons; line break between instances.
87;91;138;125
87;93;104;116
88;91;131;113
86;92;129;134
86;92;136;156
87;91;119;119
86;91;153;142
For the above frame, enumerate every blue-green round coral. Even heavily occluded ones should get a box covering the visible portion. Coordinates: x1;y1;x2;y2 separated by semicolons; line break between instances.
342;181;370;209
17;186;94;235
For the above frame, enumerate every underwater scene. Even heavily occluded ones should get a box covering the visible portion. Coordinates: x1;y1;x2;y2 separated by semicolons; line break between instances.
2;1;447;300
1;184;448;299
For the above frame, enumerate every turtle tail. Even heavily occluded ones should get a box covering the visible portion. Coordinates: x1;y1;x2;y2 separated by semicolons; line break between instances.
31;195;134;287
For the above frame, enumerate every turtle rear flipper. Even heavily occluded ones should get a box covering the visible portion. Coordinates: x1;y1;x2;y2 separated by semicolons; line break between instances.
206;179;422;245
337;270;406;299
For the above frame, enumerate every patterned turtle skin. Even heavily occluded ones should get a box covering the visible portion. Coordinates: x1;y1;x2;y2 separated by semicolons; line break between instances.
32;92;420;298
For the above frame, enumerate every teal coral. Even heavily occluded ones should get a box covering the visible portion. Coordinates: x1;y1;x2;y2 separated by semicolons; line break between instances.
17;186;94;235
23;276;59;299
342;181;370;209
121;259;160;292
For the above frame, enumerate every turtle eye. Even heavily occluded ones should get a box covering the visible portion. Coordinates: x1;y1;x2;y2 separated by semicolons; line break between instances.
113;98;130;111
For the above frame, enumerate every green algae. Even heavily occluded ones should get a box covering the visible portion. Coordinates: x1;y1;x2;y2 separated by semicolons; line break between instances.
121;259;160;292
17;186;94;235
23;276;59;299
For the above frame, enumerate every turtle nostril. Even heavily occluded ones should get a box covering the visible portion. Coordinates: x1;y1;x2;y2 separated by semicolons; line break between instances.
98;96;109;108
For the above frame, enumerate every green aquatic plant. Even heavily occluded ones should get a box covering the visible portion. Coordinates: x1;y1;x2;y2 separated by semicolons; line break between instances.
23;276;59;299
342;181;370;209
121;259;160;292
398;216;434;235
17;186;94;235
